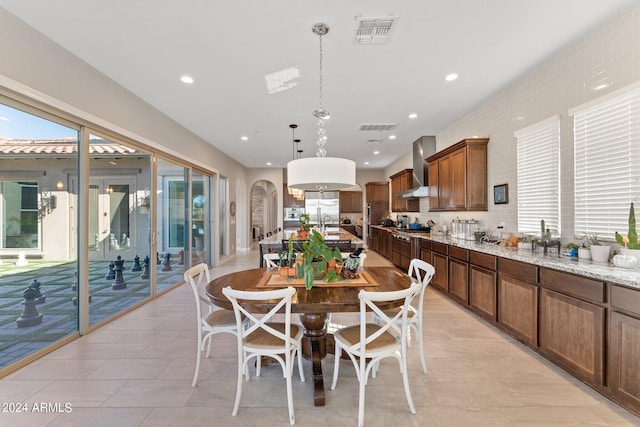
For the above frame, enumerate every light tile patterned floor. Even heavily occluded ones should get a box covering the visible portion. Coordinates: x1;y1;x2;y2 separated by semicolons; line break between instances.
0;247;639;426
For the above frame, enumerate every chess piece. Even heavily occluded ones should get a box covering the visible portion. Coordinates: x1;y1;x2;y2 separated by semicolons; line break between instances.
105;261;115;280
111;255;127;290
71;272;77;291
16;287;43;327
141;255;150;279
28;279;46;304
15;251;28;266
131;255;142;272
161;253;172;272
178;250;185;265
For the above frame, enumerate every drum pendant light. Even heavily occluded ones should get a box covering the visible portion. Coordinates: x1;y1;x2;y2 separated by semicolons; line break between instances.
287;23;356;191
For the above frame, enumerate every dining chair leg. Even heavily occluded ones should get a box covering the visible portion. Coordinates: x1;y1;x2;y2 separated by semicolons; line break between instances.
286;353;295;425
296;347;305;382
244;351;250;381
418;317;427;374
192;328;205;387
256;355;262;377
357;359;366;427
401;355;416;415
232;355;245;416
330;344;341;390
204;334;213;358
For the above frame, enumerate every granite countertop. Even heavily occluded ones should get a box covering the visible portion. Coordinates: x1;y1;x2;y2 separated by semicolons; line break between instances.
371;225;640;290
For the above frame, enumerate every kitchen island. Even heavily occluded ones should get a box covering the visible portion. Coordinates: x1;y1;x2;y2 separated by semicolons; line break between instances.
258;227;364;267
370;224;640;417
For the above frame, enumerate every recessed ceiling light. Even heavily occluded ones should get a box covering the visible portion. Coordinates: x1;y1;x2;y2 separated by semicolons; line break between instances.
241;136;248;141
408;113;418;119
373;150;380;155
266;162;272;166
388;135;396;140
364;161;370;165
593;83;609;91
180;75;194;84
445;73;459;82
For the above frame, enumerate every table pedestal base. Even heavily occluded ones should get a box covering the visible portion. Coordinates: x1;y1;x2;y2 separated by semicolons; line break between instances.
299;312;328;407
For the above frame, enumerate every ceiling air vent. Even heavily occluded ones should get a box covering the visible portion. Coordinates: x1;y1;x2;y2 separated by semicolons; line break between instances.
365;139;383;145
359;123;397;131
354;16;398;44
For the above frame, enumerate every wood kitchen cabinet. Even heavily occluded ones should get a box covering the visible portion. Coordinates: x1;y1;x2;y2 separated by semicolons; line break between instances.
365;181;389;204
365;181;389;229
420;239;433;265
391;237;412;271
370;226;391;259
538;268;605;385
389;169;419;212
469;251;498;321
448;246;469;305
339;191;362;213
609;285;640;410
427;138;489;211
431;242;448;292
283;184;302;207
498;258;538;347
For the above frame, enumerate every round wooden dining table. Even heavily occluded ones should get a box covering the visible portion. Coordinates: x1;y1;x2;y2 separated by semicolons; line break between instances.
206;266;413;407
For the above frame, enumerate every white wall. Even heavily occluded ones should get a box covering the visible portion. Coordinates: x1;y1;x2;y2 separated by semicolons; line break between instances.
0;10;249;256
431;6;640;241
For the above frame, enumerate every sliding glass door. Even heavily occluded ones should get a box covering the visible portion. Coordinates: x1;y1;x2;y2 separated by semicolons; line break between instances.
0;100;80;369
86;134;152;326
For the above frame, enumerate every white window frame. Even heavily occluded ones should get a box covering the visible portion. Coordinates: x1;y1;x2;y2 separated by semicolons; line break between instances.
515;115;561;236
570;84;640;240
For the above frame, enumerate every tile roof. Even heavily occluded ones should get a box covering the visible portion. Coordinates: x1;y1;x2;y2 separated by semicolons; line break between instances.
0;137;137;155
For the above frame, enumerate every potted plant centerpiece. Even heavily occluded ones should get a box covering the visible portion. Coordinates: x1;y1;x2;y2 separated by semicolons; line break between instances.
615;202;640;262
278;238;298;277
298;213;311;239
297;229;343;289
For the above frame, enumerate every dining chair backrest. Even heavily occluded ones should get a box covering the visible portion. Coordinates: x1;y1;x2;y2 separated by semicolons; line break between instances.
184;262;239;387
184;262;212;318
221;285;301;424
356;282;421;356
331;281;421;426
340;251;367;270
263;253;280;268
408;258;435;307
222;286;296;350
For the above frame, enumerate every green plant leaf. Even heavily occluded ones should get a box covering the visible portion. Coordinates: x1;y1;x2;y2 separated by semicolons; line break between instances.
325;269;340;282
629;202;638;248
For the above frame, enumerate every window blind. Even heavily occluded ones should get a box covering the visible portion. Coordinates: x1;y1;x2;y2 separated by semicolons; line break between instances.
515;116;561;235
572;87;640;239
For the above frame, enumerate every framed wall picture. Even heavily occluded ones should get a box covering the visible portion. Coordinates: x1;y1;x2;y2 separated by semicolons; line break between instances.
494;184;508;204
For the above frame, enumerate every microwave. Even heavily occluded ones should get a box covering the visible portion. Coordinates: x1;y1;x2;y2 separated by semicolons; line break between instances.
285;207;304;220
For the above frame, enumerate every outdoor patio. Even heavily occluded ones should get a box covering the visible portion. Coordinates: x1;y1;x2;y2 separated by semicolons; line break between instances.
0;257;185;369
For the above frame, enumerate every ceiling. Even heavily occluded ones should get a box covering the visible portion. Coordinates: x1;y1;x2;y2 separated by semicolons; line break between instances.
1;1;639;170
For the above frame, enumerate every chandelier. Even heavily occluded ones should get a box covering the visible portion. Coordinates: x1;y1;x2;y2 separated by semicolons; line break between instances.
287;23;356;191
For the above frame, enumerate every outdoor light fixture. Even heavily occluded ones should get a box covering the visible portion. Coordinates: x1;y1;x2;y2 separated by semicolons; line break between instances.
287;23;356;192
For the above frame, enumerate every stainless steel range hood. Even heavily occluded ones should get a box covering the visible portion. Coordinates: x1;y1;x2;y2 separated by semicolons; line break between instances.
396;136;436;199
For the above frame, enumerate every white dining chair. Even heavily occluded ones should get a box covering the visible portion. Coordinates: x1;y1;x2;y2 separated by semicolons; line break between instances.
330;281;421;427
340;251;367;270
222;286;305;425
263;253;280;268
184;263;243;387
374;258;435;374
